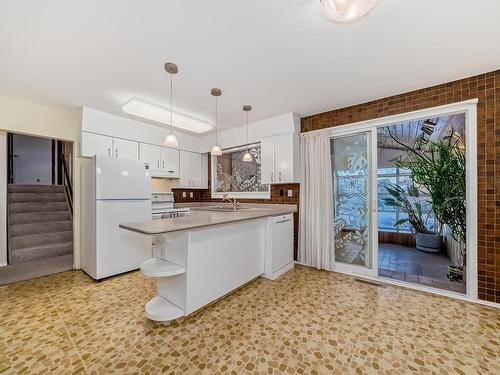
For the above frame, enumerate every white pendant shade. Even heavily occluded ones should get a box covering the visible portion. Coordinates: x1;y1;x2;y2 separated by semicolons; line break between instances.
164;133;179;147
242;151;253;162
320;0;381;24
211;144;222;156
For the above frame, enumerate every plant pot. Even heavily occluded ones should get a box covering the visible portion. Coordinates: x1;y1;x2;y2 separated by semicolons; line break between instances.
415;233;442;253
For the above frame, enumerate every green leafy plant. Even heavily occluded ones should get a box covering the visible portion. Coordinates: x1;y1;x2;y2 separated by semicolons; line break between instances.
389;130;466;245
383;182;434;234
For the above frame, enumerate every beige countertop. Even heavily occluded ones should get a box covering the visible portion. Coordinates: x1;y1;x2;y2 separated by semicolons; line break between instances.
119;204;297;235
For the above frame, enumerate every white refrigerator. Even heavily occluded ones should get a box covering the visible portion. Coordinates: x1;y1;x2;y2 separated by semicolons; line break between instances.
82;156;152;280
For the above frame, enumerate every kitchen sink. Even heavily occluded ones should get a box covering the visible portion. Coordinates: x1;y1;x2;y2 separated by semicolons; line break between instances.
193;205;264;212
199;206;251;212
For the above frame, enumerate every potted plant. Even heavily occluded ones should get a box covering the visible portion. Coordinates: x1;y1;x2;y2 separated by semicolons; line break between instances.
383;183;442;252
388;129;467;271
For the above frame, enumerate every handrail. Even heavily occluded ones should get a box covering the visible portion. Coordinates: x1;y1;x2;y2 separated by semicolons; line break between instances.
60;154;73;216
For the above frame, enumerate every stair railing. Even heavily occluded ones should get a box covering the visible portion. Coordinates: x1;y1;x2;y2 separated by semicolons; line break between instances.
60;154;73;216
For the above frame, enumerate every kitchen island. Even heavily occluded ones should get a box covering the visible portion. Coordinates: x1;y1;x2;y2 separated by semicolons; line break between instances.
120;204;296;321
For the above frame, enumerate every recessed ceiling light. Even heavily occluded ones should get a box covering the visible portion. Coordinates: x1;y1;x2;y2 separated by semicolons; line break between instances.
122;97;213;134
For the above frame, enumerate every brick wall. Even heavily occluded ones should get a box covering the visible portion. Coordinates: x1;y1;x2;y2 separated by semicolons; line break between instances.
301;70;500;303
172;157;300;258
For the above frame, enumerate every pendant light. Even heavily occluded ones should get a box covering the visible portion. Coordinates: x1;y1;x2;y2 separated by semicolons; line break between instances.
242;105;253;162
210;88;223;156
163;63;179;147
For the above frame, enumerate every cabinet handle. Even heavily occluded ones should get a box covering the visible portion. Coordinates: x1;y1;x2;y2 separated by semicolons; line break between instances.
157;161;159;169
168;170;174;174
278;171;282;182
108;148;111;156
115;149;118;158
271;172;274;183
275;219;291;224
162;161;165;169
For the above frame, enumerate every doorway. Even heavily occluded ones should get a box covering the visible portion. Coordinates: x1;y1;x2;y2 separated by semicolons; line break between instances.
329;101;476;298
0;132;74;285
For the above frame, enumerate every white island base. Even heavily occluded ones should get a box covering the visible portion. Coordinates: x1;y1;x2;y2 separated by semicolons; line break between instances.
140;217;271;321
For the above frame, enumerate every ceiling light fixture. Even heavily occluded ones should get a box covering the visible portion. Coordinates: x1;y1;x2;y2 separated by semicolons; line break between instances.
210;88;223;156
163;63;179;147
242;105;253;162
320;0;381;24
122;98;213;134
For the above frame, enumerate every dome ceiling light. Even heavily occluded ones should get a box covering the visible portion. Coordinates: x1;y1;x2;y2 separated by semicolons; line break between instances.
320;0;382;24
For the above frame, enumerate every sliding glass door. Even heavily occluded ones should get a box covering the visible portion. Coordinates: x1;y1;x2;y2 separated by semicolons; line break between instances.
330;131;377;275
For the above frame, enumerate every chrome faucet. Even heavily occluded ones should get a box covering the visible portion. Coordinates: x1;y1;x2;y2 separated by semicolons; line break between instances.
222;194;240;210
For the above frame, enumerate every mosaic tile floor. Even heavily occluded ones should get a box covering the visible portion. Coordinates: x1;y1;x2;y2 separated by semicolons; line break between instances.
0;266;499;374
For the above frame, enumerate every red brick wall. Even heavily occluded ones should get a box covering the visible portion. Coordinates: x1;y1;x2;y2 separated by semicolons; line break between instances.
301;70;499;303
172;157;300;258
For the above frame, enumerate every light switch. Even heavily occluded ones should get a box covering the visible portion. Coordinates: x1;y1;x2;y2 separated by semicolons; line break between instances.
182;192;186;198
189;192;194;198
287;190;293;197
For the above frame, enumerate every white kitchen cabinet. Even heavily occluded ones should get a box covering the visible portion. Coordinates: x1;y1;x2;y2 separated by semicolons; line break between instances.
139;144;179;176
139;143;162;170
82;132;114;157
113;138;139;160
260;136;276;184
179;150;202;188
82;132;139;160
260;133;299;184
200;153;208;189
161;147;179;176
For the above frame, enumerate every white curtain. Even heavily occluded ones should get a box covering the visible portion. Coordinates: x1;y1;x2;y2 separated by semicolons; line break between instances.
298;130;334;270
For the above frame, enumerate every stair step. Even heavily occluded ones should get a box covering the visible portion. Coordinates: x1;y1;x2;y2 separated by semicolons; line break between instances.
9;192;67;203
10;221;73;237
10;242;73;264
9;211;72;225
8;184;65;193
10;231;73;251
9;202;69;214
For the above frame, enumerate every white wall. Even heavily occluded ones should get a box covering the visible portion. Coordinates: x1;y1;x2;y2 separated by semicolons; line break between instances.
0;94;82;269
82;108;205;153
0;131;7;266
199;112;300;152
12;134;52;184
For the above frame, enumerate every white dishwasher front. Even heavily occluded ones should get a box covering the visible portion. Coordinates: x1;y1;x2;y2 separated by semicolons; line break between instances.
263;213;294;280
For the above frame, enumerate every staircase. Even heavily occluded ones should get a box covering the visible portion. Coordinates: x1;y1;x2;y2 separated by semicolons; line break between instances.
8;185;73;264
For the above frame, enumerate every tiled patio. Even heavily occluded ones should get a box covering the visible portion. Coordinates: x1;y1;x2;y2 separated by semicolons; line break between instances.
378;243;466;294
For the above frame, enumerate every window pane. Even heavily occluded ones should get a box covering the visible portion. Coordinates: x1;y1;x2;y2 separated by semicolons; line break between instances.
215;144;269;193
378;211;397;230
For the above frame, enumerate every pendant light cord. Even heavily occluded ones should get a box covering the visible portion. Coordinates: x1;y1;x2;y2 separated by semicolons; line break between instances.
215;95;218;145
170;72;173;135
246;110;249;151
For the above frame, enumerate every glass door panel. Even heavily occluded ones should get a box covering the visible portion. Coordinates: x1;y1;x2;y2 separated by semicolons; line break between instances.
331;132;372;272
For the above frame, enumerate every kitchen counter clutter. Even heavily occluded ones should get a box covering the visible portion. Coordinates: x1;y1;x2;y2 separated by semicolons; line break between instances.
120;203;296;322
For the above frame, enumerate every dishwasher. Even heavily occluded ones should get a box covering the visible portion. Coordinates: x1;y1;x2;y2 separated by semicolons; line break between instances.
263;213;294;280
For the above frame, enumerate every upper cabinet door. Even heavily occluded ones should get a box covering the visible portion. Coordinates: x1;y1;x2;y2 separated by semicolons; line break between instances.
260;136;276;184
82;132;113;157
191;152;202;187
274;133;294;183
139;143;161;170
200;153;208;189
179;150;192;187
161;147;179;176
113;138;139;160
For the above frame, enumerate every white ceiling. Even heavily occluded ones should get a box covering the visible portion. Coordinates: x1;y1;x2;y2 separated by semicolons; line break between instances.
1;0;499;133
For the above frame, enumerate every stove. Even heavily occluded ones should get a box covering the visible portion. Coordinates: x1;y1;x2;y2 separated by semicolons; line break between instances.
151;192;190;219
